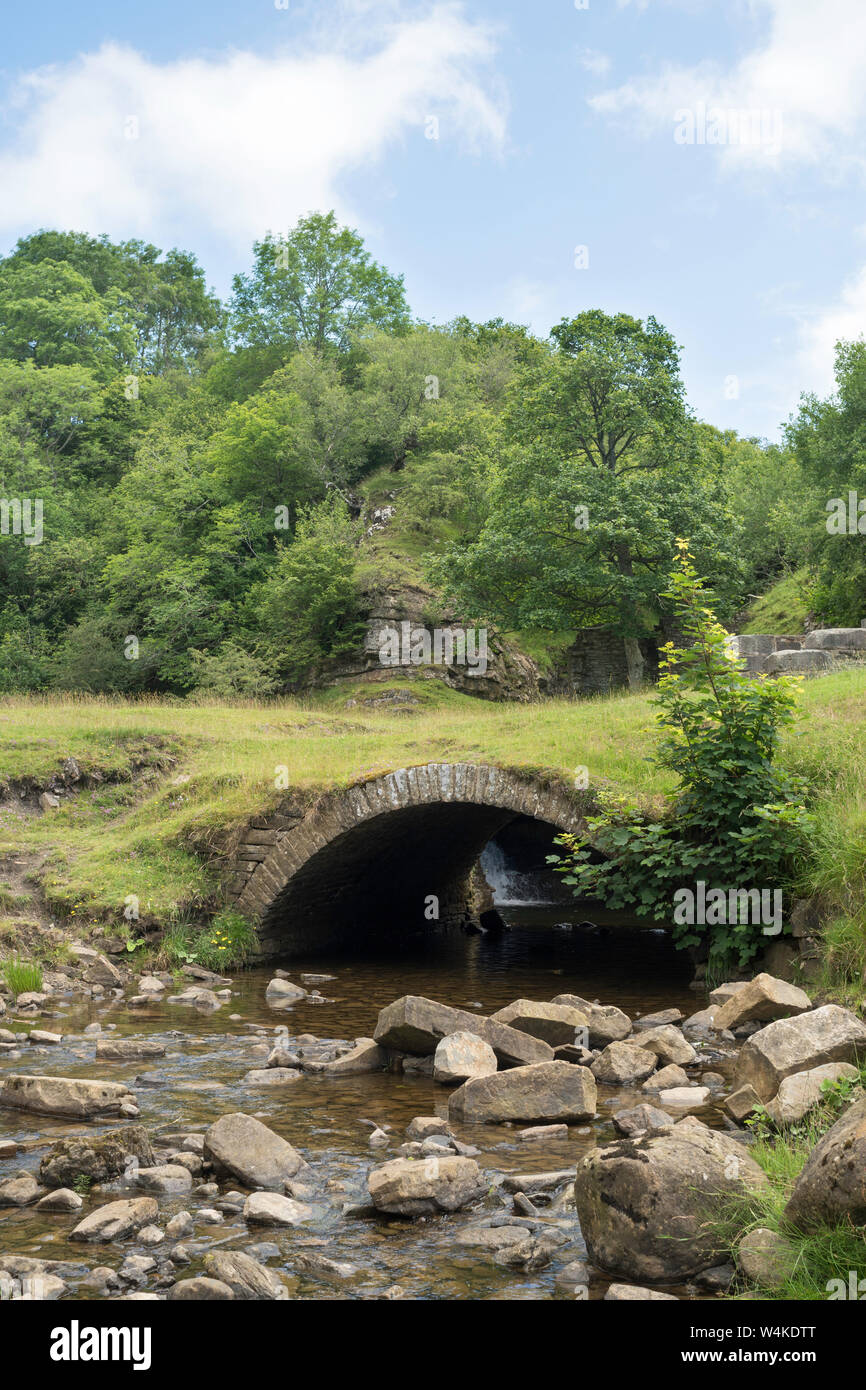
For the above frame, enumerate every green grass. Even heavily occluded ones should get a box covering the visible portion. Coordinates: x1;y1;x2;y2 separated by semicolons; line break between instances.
1;957;44;996
0;667;865;991
157;909;258;972
740;568;814;635
711;1100;866;1300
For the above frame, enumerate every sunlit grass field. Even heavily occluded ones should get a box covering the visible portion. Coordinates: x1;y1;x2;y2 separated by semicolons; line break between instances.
1;667;865;951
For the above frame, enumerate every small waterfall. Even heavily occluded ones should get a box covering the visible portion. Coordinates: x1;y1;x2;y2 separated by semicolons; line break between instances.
480;840;554;906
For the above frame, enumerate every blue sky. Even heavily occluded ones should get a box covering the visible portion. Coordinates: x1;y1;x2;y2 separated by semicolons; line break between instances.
2;0;865;440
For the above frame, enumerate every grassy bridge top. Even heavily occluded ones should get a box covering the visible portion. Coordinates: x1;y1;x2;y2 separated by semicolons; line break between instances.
1;669;865;931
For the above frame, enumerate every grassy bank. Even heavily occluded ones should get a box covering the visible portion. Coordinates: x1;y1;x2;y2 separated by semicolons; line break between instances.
711;1074;866;1299
0;667;865;986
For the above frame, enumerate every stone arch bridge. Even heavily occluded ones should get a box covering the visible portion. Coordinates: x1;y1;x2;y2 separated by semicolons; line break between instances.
224;763;587;961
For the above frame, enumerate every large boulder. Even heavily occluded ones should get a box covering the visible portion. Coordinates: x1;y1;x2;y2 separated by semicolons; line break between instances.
591;1042;657;1086
634;1026;697;1067
202;1250;288;1300
713;973;812;1031
368;1155;487;1216
574;1118;768;1282
38;1125;154;1188
448;1061;596;1124
373;995;552;1068
766;1064;860;1127
0;1075;135;1119
433;1032;497;1084
70;1198;158;1243
552;995;632;1046
0;1173;43;1207
203;1113;307;1190
784;1097;866;1229
489;999;588;1048
734;1006;866;1102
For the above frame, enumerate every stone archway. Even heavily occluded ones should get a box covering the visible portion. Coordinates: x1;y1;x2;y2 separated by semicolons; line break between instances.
224;763;586;960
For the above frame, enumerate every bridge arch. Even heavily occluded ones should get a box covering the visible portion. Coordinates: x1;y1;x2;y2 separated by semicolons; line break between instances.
225;763;587;960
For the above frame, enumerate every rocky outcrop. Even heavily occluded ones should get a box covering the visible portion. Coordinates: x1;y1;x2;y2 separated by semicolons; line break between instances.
574;1119;768;1282
734;1006;866;1102
784;1097;866;1229
552;996;632;1046
448;1061;596;1124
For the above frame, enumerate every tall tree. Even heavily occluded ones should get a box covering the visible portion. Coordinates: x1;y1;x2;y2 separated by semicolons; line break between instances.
228;212;410;365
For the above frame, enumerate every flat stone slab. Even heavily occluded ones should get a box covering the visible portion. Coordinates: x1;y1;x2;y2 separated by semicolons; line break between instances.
0;1075;135;1119
449;1061;596;1124
374;995;553;1068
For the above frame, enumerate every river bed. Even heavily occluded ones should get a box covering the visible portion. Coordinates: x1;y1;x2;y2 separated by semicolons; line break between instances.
0;908;727;1301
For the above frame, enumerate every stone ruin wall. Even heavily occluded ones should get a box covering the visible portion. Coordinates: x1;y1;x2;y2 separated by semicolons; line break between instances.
726;623;866;676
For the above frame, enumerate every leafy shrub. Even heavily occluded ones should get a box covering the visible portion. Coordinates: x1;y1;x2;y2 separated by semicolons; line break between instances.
160;910;256;971
549;541;813;974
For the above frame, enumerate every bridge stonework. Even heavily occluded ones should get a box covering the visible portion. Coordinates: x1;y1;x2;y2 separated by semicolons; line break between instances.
223;762;586;960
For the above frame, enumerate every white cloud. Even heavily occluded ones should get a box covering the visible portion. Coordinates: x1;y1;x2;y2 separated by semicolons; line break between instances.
0;3;506;255
589;0;866;172
577;49;611;78
799;265;866;397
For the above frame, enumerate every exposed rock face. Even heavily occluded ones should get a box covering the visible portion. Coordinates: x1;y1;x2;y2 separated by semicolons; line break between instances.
574;1119;768;1282
552;996;632;1046
591;1042;657;1086
784;1097;866;1229
734;1006;866;1102
0;1075;135;1119
448;1061;597;1124
766;1063;860;1127
713;974;812;1031
373;995;553;1068
368;1155;487;1216
70;1198;158;1243
203;1113;308;1190
433;1032;498;1084
202;1250;288;1300
39;1125;155;1188
489;999;588;1048
95;1039;166;1061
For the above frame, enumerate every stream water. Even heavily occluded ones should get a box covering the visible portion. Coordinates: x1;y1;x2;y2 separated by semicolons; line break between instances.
0;905;723;1302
